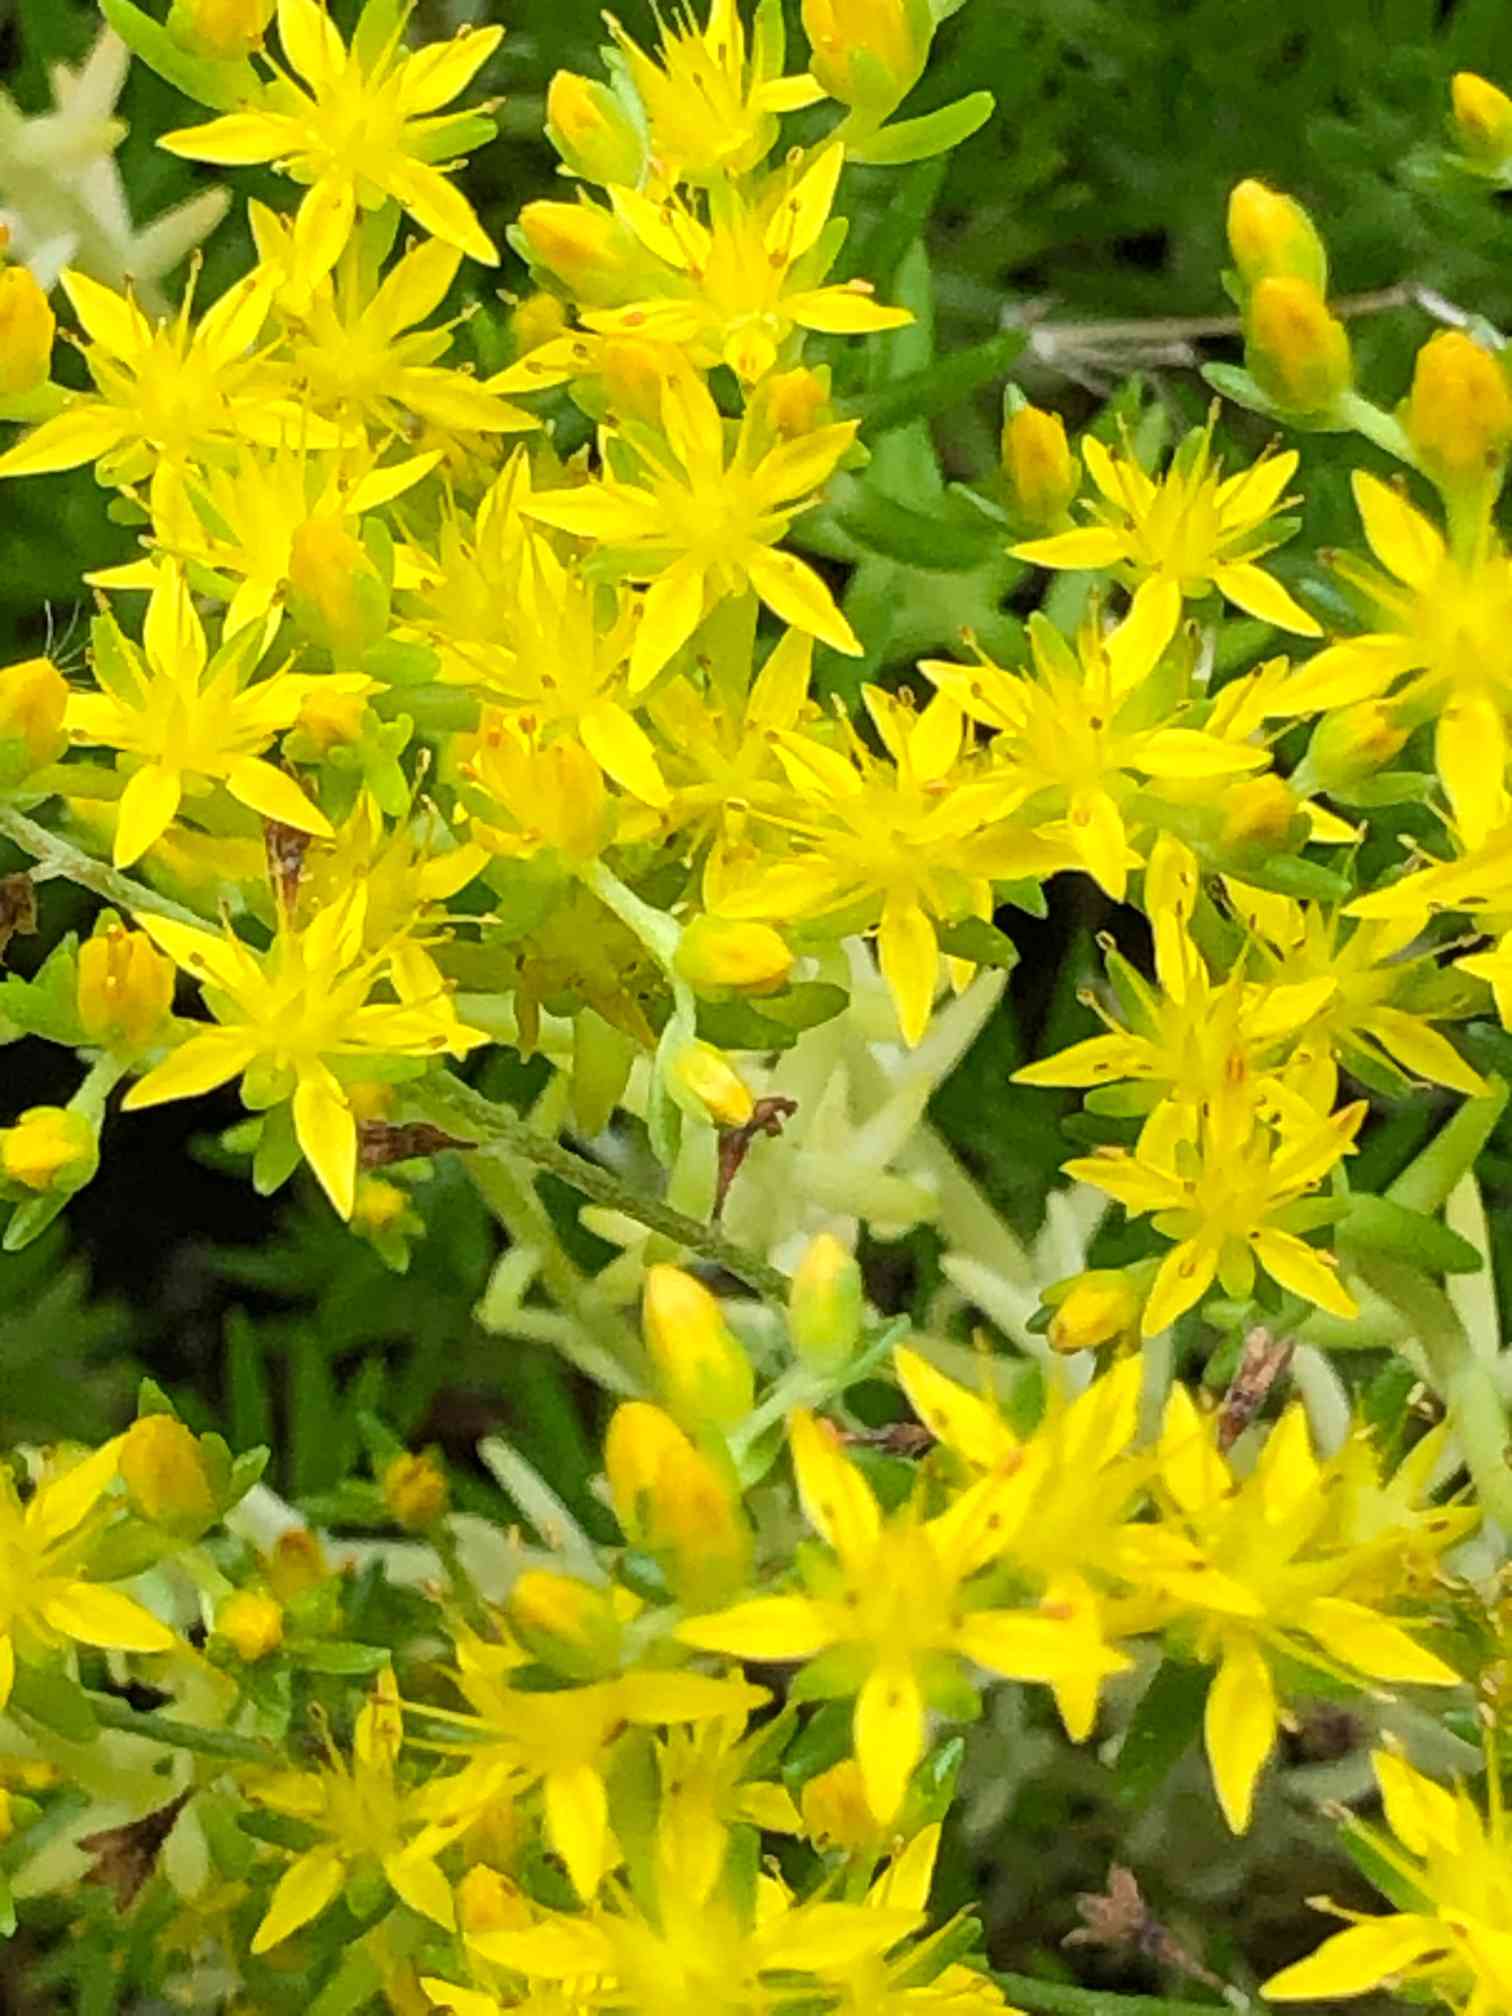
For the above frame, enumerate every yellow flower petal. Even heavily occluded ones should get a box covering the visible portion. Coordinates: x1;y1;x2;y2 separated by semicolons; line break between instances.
1210;561;1321;636
250;1846;347;1954
1205;1634;1275;1833
1352;469;1445;588
383;1849;456;1930
1302;1597;1458;1684
385;159;499;266
876;891;938;1047
744;547;860;656
292;176;359;291
893;1346;1011;1469
58;269;151;358
1142;1236;1219;1335
40;1583;175;1652
0;402;133;479
25;1439;122;1547
545;1764;612;1900
1263;1915;1448;2000
0;1633;13;1710
159;111;294;165
123;1031;259;1110
1362;1006;1485;1095
677;1595;836;1660
854;1662;923;1823
789;1408;881;1559
1011;528;1128;570
1437;688;1509;850
292;1065;357;1219
1250;1227;1356;1319
630;563;707;690
580;699;669;806
224;756;334;836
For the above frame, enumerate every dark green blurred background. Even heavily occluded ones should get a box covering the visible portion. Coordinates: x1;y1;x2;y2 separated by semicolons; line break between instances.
2;0;1510;1993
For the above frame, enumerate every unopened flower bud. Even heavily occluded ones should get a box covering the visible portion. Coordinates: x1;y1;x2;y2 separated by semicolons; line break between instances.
1404;329;1512;489
1452;71;1512;168
266;1527;328;1600
511;291;569;358
0;266;54;398
764;367;829;438
382;1451;449;1531
167;0;275;61
642;1264;755;1430
517;202;640;307
77;921;176;1049
216;1589;284;1662
1245;277;1353;414
508;1569;622;1678
353;1176;410;1232
1043;1269;1141;1354
546;70;646;187
1302;700;1408;792
605;1400;750;1605
675;916;793;996
599;337;677;425
457;1867;530;1937
0;656;67;775
0;1106;95;1193
297;684;368;752
667;1040;755;1128
788;1232;863;1372
1226;179;1328;294
802;0;931;115
1001;398;1078;526
1218;773;1304;856
119;1414;215;1525
287;516;387;659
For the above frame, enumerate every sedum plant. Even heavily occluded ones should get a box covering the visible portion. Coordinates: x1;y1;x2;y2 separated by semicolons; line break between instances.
1;1;1512;2011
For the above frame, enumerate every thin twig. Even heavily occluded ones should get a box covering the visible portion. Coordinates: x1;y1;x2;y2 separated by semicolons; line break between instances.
413;1074;793;1308
0;804;202;927
86;1695;277;1766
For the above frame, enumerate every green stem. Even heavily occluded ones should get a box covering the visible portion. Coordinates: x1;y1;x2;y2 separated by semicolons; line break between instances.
414;1072;792;1307
1354;1254;1512;1530
842;330;1027;438
86;1695;277;1766
1386;1077;1508;1217
0;804;202;927
992;1976;1226;2016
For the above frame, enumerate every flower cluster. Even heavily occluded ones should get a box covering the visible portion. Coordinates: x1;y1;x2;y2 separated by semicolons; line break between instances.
2;3;1512;2012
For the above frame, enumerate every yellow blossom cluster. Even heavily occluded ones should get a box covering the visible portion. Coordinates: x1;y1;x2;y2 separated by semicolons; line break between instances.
3;6;1512;2013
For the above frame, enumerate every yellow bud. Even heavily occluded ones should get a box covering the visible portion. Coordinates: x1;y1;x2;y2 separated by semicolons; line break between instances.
803;0;931;114
1452;71;1512;167
167;0;275;60
511;291;569;358
0;656;67;772
287;516;386;659
667;1040;756;1128
266;1527;328;1600
764;366;829;438
0;267;54;398
675;916;793;996
77;922;176;1049
1404;329;1512;488
1043;1269;1141;1354
1225;179;1328;293
605;1400;750;1606
353;1176;410;1232
1302;700;1408;792
801;1759;882;1852
1218;773;1303;855
1245;276;1353;414
119;1414;215;1525
457;1867;530;1937
297;685;368;752
216;1589;284;1662
788;1232;863;1372
599;336;678;425
546;70;645;187
517;201;639;306
382;1451;449;1531
1001;401;1078;526
0;1106;94;1193
642;1264;755;1431
508;1569;621;1678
